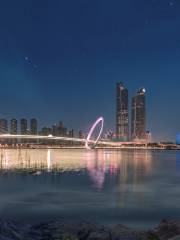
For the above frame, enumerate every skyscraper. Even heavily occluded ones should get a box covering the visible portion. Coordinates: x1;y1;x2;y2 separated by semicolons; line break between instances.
0;119;8;134
131;88;146;140
10;119;18;144
79;130;84;139
52;121;67;136
116;82;129;141
30;118;38;135
21;119;27;135
10;119;17;134
41;127;52;136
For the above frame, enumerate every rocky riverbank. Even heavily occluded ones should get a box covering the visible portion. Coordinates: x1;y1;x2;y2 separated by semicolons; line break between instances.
0;219;180;240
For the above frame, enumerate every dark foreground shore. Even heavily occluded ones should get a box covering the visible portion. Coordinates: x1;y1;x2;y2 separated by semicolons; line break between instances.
0;219;180;240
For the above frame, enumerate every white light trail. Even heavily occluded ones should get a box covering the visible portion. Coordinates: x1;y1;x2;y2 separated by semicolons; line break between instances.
0;134;143;147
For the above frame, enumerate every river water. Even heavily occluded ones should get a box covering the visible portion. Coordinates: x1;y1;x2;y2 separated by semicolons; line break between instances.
0;149;180;229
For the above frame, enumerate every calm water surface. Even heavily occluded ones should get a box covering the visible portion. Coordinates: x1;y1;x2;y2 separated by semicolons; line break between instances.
0;149;180;229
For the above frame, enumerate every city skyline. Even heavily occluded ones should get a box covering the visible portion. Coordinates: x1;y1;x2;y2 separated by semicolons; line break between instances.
0;81;174;143
1;82;147;142
0;0;180;141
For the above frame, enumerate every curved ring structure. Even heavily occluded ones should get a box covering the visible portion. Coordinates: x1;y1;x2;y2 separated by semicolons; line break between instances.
85;117;104;150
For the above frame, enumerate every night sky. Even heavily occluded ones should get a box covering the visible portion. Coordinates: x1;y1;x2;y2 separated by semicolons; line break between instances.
0;0;180;141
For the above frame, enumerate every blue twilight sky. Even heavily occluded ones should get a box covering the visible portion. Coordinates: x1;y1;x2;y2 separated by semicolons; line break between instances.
0;0;180;141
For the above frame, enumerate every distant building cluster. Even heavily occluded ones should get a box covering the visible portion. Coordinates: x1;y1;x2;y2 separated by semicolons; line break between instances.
0;118;38;135
0;118;81;137
116;82;150;142
40;121;74;138
0;118;85;145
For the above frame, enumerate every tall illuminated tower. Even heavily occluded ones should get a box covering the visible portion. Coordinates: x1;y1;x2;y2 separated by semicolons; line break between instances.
116;82;129;141
131;88;146;140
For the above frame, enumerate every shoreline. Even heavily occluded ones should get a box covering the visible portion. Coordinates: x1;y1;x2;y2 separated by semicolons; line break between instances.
0;219;180;240
0;146;180;150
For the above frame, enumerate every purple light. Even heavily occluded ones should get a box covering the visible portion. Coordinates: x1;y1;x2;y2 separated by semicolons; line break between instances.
85;117;104;150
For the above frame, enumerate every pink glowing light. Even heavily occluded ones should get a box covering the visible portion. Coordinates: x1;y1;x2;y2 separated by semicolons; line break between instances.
85;117;104;150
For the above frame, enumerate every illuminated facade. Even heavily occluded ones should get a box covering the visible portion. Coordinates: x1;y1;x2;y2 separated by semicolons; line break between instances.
131;88;146;140
116;82;129;141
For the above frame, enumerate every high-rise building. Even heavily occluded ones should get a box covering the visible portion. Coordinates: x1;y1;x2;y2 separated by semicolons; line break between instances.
10;119;18;144
52;121;67;136
30;118;38;135
69;129;74;138
131;88;146;140
52;124;58;136
41;127;52;136
116;82;129;141
69;129;74;145
21;119;27;135
0;119;8;134
10;119;17;134
79;130;84;139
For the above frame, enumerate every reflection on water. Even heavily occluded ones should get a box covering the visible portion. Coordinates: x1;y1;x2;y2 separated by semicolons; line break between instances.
0;149;152;189
0;149;179;228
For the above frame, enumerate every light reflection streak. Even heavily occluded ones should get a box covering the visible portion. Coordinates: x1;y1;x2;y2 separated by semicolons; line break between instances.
47;149;51;172
117;150;152;207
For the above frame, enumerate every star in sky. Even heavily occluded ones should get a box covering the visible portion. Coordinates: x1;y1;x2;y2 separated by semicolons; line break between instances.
24;57;38;70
